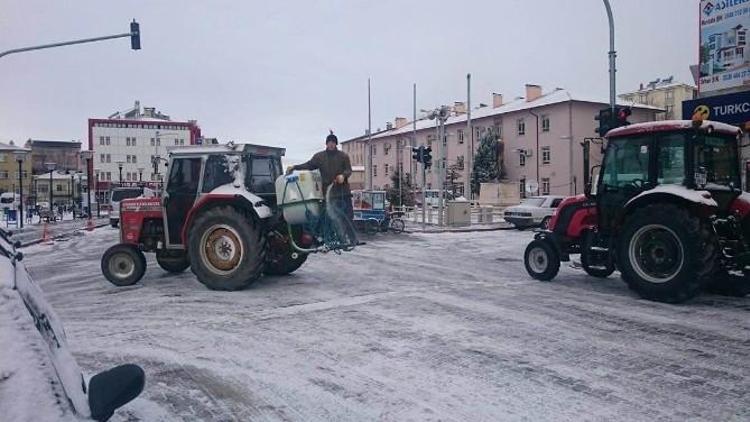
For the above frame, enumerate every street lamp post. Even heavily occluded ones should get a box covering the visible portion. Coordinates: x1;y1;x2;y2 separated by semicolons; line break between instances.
13;150;28;228
81;150;94;223
45;162;56;211
138;167;144;183
603;0;616;112
117;161;124;184
95;171;101;217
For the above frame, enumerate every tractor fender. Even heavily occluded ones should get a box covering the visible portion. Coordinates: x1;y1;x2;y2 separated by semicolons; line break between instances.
624;185;718;218
180;187;272;245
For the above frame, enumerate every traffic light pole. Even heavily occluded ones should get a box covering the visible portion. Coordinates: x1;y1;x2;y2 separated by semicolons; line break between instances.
422;163;426;231
0;20;140;59
603;0;616;113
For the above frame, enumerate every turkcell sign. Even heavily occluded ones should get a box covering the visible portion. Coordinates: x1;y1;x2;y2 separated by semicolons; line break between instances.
683;91;750;125
699;0;750;93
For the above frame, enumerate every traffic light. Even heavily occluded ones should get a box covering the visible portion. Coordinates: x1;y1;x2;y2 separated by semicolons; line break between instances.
130;20;141;50
412;146;422;163
595;106;632;136
423;146;432;169
594;108;613;136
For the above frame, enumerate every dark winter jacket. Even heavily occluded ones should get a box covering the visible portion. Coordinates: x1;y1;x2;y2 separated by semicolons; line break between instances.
293;149;353;197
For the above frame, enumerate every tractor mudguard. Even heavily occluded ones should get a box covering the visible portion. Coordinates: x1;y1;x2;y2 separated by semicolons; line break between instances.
550;194;597;240
534;230;570;262
625;185;718;212
729;191;750;219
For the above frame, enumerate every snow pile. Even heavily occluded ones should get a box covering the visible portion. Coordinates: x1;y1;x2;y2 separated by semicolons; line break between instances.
626;184;718;208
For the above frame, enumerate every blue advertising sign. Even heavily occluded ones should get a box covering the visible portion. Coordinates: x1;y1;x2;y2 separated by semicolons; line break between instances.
683;91;750;125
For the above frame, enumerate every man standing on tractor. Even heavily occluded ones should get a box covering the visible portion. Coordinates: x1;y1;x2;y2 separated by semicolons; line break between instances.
287;131;353;221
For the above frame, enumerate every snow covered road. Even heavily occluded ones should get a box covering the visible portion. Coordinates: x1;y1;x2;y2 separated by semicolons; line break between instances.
23;227;750;421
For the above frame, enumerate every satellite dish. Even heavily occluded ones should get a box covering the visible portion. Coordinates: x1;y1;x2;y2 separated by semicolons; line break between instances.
525;179;539;194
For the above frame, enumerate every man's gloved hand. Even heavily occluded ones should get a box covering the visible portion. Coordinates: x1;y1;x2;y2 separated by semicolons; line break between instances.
285;166;295;175
335;174;345;184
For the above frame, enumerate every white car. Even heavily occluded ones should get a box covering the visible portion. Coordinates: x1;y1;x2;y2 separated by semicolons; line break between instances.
503;195;565;229
109;186;156;227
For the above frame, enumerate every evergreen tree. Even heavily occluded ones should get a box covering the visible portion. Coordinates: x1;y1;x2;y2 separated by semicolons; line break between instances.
386;170;415;207
471;132;501;195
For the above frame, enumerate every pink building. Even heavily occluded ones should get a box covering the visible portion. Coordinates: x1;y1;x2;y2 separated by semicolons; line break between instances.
342;85;661;197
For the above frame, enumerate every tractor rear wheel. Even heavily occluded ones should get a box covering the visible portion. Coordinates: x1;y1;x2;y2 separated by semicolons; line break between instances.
156;249;190;273
101;244;146;286
581;231;615;278
188;206;267;291
524;238;560;281
264;233;308;276
617;204;715;303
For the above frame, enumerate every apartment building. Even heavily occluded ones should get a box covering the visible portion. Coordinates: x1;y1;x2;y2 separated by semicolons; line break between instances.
619;77;696;121
343;84;661;198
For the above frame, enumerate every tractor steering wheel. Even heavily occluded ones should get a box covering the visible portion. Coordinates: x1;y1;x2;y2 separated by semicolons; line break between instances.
626;178;647;191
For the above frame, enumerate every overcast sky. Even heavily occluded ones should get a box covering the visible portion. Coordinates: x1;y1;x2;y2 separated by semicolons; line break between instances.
0;0;697;163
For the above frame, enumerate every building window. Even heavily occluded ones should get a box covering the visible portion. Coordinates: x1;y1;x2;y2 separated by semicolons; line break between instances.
542;178;550;195
180;139;185;145
541;115;550;132
106;154;111;163
156;138;161;146
56;184;63;192
475;126;485;140
520;153;526;166
132;137;137;146
100;154;105;163
385;164;390;175
132;155;137;164
542;147;551;164
519;178;526;199
99;136;105;146
665;105;675;119
493;124;502;139
150;138;155;146
0;171;8;179
384;144;390;155
517;119;525;136
372;144;377;156
106;136;111;145
665;90;674;104
126;155;131;164
174;139;179;146
458;129;464;144
106;172;112;181
126;137;131;146
373;165;378;177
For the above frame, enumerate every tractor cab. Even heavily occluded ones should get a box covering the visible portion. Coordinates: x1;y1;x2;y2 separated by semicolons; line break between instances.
592;120;743;234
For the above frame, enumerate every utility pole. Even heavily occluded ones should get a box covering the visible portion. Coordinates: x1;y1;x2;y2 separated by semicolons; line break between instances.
465;73;472;201
603;0;616;112
367;78;373;190
0;20;141;59
412;83;417;192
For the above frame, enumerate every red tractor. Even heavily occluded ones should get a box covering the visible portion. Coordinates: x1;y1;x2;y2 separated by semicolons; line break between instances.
100;143;355;291
524;119;750;303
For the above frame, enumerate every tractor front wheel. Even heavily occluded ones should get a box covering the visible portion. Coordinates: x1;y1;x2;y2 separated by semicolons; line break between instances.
188;206;267;291
617;204;714;303
156;249;190;273
101;244;146;286
524;238;560;281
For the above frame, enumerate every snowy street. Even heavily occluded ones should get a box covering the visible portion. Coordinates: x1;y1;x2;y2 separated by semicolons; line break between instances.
23;227;750;421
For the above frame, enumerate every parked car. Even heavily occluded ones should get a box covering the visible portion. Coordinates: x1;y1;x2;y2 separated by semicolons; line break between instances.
503;195;565;229
109;186;156;228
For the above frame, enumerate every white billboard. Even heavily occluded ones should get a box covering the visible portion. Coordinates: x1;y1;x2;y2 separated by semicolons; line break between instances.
699;0;750;93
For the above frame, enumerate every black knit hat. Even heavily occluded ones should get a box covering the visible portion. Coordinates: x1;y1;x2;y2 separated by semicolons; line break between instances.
326;130;338;145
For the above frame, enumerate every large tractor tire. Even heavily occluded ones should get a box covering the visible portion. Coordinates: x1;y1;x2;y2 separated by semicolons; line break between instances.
264;233;308;276
524;238;560;281
188;206;267;291
156;249;190;273
581;231;615;278
617;204;716;303
101;244;146;286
